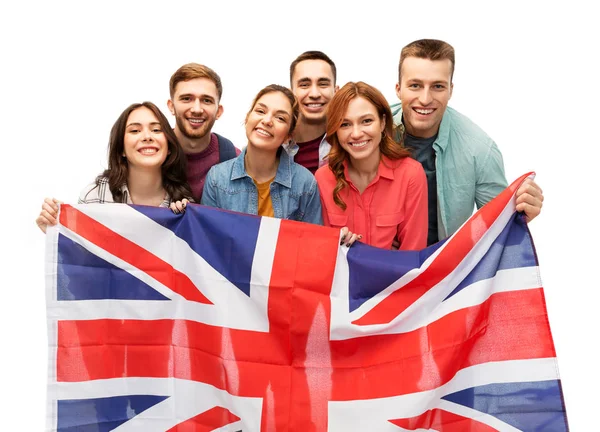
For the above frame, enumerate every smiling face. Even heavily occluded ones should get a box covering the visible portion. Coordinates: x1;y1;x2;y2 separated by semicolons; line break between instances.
167;77;223;140
396;56;453;138
123;106;169;169
245;91;294;152
337;96;385;165
291;59;336;125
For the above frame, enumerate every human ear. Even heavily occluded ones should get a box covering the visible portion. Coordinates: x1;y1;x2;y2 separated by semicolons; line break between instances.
216;104;224;120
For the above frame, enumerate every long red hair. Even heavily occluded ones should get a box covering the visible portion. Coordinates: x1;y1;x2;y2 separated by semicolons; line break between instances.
325;81;411;210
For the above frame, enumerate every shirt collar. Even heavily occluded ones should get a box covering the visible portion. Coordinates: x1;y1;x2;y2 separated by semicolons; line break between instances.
378;156;396;180
231;149;247;180
391;102;450;152
121;183;171;207
342;155;395;181
231;147;292;188
283;133;327;157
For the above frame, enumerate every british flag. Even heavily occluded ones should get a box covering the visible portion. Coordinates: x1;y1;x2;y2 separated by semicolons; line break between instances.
45;172;569;431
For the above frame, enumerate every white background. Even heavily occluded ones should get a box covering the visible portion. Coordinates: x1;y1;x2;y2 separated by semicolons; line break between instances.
1;0;597;429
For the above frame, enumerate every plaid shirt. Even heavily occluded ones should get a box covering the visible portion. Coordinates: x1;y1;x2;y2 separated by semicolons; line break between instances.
78;177;171;207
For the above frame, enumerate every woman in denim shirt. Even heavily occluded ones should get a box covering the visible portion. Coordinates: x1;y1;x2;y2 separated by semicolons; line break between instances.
198;84;322;224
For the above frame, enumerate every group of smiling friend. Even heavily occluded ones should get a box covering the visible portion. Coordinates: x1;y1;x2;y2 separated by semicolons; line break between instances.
36;38;544;251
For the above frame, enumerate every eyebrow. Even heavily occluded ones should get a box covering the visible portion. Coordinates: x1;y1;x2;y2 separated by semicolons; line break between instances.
406;78;449;84
178;93;215;100
342;113;376;122
256;103;291;117
296;77;332;85
126;122;162;128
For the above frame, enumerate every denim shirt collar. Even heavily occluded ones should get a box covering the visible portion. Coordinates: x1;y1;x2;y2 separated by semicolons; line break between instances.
230;147;292;188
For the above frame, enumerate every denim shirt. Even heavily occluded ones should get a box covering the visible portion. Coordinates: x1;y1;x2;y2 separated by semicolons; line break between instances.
201;148;323;225
391;103;507;239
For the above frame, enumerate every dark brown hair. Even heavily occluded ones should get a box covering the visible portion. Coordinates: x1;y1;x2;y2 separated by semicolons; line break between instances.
289;51;337;86
398;39;455;83
326;82;411;210
169;63;223;100
247;84;300;138
96;102;193;203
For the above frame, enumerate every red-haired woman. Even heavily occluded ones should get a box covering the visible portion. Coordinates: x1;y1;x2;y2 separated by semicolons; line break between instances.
315;81;428;250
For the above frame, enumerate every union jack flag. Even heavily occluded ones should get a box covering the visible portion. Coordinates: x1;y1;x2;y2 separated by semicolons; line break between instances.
45;172;569;431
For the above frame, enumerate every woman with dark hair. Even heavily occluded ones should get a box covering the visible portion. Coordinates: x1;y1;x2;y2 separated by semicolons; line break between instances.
315;81;428;249
195;84;322;224
36;102;193;233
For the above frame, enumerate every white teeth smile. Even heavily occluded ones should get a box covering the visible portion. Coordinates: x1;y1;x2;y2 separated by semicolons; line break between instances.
188;118;204;124
139;148;158;155
306;103;324;107
350;140;368;148
255;128;272;137
415;108;434;114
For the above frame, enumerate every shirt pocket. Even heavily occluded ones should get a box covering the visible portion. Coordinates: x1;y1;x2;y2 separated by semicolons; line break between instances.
375;212;404;248
327;212;348;228
375;212;404;227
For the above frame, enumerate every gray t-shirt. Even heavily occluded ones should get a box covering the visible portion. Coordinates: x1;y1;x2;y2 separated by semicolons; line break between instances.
404;133;438;246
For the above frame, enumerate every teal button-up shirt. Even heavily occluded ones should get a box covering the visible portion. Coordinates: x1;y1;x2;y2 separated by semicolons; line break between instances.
391;103;508;240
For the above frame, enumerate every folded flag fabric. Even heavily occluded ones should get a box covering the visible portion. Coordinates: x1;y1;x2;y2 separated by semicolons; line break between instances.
45;172;568;431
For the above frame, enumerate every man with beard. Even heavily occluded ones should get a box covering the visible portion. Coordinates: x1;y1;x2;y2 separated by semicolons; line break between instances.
285;51;338;174
168;63;239;201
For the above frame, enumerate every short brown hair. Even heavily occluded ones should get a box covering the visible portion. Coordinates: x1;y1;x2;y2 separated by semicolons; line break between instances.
398;39;455;83
169;63;223;100
289;51;337;86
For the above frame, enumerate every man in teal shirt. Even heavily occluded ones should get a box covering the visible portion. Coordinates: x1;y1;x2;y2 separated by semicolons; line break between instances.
392;39;543;245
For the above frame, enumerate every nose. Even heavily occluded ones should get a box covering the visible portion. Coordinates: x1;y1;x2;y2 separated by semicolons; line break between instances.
261;113;273;126
418;87;433;105
350;124;362;139
191;99;203;113
142;128;153;141
308;84;320;98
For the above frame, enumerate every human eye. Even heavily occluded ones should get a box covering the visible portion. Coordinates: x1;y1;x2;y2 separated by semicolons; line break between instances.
203;98;213;104
152;127;163;133
409;83;420;89
340;122;350;128
128;127;140;133
276;116;287;123
433;84;446;90
362;118;373;124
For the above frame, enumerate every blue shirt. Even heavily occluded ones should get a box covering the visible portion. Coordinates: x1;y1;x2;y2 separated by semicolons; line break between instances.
201;148;323;225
